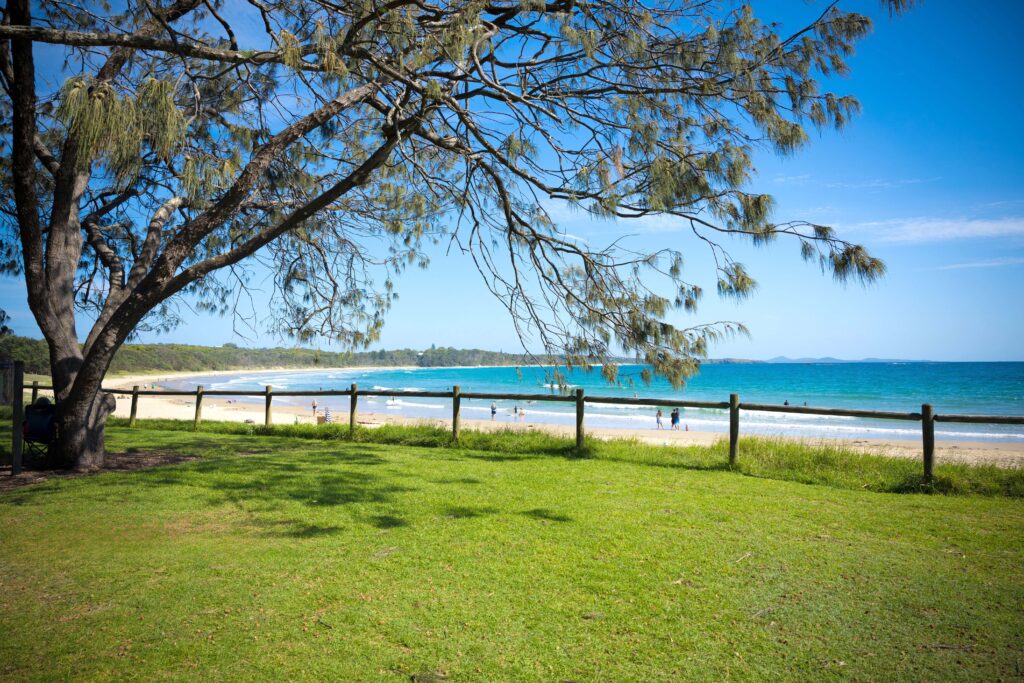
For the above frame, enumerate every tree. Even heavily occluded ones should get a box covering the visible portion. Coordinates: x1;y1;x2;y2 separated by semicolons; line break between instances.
0;308;12;336
0;0;910;470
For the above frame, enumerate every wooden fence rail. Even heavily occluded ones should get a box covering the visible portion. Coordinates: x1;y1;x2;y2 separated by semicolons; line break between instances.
10;366;1024;483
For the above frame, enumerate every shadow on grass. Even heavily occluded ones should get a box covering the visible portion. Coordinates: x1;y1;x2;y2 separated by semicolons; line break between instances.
368;514;408;529
520;507;573;523
442;504;499;519
1;438;422;536
257;520;346;538
7;421;1021;506
431;477;482;485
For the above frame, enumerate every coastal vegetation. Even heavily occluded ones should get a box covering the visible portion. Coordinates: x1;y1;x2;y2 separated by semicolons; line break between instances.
2;420;1021;680
0;335;550;376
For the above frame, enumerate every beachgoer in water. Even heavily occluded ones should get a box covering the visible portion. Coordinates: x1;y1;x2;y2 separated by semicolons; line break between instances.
656;409;663;430
490;402;497;421
783;400;789;406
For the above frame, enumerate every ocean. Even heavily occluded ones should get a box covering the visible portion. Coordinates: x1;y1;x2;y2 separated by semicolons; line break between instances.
160;362;1024;442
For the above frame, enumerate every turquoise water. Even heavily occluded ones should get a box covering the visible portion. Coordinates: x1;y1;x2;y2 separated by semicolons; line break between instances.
163;362;1024;442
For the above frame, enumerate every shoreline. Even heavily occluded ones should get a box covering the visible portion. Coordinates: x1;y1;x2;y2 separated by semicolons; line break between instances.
106;385;1024;468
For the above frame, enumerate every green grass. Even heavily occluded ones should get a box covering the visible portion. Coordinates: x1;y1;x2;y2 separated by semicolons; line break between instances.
105;416;1024;498
1;425;1022;680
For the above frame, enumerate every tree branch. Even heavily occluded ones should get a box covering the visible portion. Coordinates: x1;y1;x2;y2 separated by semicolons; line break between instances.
0;23;335;72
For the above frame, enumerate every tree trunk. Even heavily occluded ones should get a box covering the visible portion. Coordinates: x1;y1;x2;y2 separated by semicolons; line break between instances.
51;391;116;471
44;335;119;471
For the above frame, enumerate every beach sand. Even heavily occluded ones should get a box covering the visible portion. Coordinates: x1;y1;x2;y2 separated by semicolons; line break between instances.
102;371;1024;469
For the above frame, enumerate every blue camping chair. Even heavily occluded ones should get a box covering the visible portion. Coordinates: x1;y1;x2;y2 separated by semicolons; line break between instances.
22;397;56;465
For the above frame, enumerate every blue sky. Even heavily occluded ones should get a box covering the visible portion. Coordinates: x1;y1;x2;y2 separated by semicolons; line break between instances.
3;0;1023;360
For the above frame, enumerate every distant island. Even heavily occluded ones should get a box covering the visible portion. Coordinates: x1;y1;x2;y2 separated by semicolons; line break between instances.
0;334;928;376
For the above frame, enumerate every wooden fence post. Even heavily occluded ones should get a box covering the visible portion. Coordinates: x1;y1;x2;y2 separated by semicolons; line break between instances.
129;385;139;428
30;380;39;403
194;385;203;429
922;403;935;484
729;393;739;467
11;361;24;475
349;383;358;433
576;388;585;453
265;385;273;426
452;385;461;442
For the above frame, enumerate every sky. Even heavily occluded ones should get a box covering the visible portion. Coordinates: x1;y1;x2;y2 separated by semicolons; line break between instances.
2;0;1023;361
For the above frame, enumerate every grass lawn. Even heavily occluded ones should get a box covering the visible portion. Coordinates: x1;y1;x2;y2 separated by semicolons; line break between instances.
1;425;1022;681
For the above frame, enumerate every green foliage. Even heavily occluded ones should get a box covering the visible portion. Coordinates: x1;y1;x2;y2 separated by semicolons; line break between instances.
55;76;184;183
0;335;50;374
0;335;546;375
5;0;912;405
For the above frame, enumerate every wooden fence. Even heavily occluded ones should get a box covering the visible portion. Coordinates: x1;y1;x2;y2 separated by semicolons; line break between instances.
7;361;1024;483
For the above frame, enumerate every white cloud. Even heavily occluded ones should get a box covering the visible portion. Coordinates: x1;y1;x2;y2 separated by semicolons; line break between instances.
772;174;811;185
847;216;1024;243
935;257;1024;270
793;205;837;218
824;177;941;190
558;232;590;244
541;199;693;236
975;199;1024;209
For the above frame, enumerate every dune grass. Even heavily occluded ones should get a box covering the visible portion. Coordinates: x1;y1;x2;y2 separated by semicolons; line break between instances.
0;425;1022;681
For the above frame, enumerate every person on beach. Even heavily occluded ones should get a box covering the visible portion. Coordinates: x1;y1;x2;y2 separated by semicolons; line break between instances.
491;402;497;421
670;408;680;430
311;399;318;418
656;409;664;429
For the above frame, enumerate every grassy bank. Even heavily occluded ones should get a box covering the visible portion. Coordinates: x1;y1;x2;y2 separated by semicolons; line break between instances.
1;425;1022;680
101;417;1024;498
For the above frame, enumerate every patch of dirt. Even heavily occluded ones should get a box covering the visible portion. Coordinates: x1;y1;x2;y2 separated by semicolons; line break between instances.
0;451;196;493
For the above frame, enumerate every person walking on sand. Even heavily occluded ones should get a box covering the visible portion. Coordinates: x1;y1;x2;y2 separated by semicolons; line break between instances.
670;408;680;430
311;399;318;419
491;402;497;421
656;409;664;430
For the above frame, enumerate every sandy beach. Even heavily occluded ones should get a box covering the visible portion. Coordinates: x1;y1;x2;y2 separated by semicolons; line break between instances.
100;370;1024;468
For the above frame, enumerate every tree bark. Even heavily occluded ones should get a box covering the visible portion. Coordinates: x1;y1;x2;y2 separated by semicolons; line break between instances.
42;332;119;471
51;390;116;471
